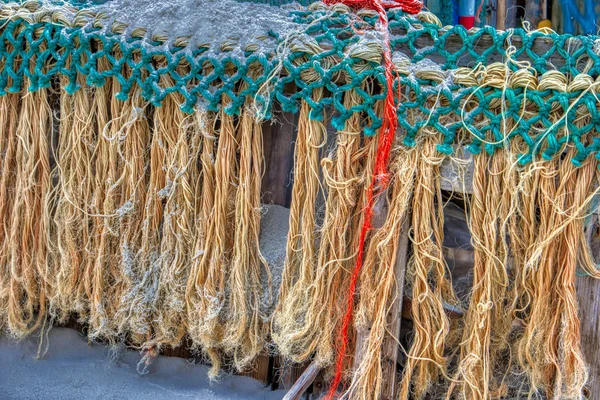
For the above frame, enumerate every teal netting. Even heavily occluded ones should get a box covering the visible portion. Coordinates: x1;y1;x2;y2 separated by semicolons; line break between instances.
0;1;599;165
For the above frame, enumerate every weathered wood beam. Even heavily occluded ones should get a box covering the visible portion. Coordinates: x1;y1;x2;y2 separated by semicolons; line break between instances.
381;215;411;400
261;105;298;208
496;0;506;30
576;215;600;397
282;362;320;400
352;191;390;374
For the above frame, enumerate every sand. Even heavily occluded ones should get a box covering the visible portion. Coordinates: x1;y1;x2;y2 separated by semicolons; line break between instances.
258;204;290;316
0;327;286;399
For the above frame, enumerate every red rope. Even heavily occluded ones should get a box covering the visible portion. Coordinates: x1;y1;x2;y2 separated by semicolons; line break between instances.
322;0;421;398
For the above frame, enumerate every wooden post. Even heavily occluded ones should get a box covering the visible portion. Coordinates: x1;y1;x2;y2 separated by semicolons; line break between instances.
381;216;411;399
346;193;411;399
576;214;600;397
540;0;547;20
350;177;411;399
496;0;506;30
352;192;390;373
261;103;298;208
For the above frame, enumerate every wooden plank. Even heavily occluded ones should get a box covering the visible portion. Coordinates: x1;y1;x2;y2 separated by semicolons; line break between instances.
239;354;273;385
540;0;548;20
261;103;298;208
352;192;390;374
505;0;519;29
160;336;193;359
275;359;312;390
576;215;600;397
381;215;411;400
552;0;562;33
496;0;507;30
282;362;320;400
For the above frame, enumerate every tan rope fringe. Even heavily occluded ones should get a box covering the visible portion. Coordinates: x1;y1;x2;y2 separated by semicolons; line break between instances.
313;91;376;368
149;62;201;351
350;90;383;336
6;22;54;338
0;92;21;331
279;86;378;368
272;79;379;370
517;153;597;399
347;144;417;399
495;68;541;400
186;109;217;356
508;73;600;399
128;76;165;349
89;50;130;342
552;154;594;398
342;124;379;369
399;134;459;400
495;72;540;399
88;43;119;341
451;151;510;400
517;160;565;398
188;93;239;376
272;91;326;363
7;80;52;337
53;58;96;322
112;76;152;345
448;64;515;400
224;78;269;371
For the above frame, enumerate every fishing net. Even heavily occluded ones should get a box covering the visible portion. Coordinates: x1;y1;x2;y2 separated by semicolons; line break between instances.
0;0;599;399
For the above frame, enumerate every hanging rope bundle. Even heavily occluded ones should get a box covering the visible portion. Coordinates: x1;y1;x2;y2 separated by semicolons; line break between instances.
319;0;423;396
271;91;326;362
0;2;598;400
5;24;53;336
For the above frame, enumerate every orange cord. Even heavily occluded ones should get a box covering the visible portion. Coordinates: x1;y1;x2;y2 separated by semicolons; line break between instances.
322;0;422;397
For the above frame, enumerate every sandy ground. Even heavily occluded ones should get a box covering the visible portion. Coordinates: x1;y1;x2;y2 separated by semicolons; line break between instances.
0;328;285;400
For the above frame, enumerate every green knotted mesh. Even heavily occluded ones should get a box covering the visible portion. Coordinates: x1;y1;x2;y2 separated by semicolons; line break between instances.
0;0;599;165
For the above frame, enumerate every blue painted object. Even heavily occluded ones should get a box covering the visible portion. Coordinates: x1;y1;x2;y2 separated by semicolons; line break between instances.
452;0;459;24
560;0;598;34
